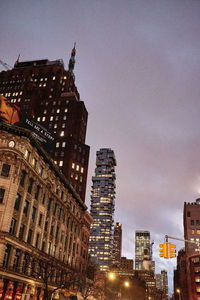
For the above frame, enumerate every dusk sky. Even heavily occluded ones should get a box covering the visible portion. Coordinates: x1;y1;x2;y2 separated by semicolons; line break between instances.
1;0;200;294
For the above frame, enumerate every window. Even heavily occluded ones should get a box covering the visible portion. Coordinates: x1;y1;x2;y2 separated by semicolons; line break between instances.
35;233;40;248
53;203;57;216
27;229;33;244
54;124;57;129
56;109;60;113
187;211;191;217
1;164;10;177
32;207;36;221
13;249;21;271
27;178;34;194
20;170;26;186
63;115;67;120
19;224;25;240
81;167;84;173
42;116;46;122
24;150;31;161
3;244;11;267
38;165;44;176
23;200;29;216
47;198;52;211
191;220;195;226
64;108;68;112
62;123;66;128
14;193;21;210
38;213;43;226
32;158;37;169
9;218;16;234
56;142;60;148
35;185;40;200
72;163;75;169
0;188;5;203
60;131;64;137
76;165;79;171
59;161;63;166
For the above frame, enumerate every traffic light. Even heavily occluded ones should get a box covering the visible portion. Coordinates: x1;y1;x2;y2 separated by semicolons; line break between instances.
169;243;176;258
159;242;169;258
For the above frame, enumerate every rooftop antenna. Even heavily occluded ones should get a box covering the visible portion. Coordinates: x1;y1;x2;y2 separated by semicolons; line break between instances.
68;42;76;80
14;54;20;67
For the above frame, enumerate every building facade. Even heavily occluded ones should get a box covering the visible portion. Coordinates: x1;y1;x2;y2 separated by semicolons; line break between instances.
183;199;200;300
135;231;151;270
155;270;168;299
0;123;92;299
89;148;116;271
0;49;89;202
112;222;122;264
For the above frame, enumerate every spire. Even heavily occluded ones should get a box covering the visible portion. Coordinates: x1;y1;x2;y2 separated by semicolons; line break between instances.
68;43;76;80
14;54;20;67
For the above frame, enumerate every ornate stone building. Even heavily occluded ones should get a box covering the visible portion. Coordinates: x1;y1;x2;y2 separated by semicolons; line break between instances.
0;123;92;299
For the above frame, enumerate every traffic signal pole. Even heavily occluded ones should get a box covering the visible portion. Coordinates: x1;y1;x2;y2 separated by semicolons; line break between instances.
165;235;200;250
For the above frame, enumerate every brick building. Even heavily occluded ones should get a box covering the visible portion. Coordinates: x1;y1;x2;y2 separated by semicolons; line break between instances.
0;49;89;202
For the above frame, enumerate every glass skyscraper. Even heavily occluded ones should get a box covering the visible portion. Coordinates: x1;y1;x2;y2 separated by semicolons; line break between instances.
89;148;116;271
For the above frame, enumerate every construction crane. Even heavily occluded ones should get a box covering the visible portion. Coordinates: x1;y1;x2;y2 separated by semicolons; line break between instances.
0;60;12;70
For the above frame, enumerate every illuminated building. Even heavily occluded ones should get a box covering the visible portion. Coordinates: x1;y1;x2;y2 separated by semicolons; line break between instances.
135;230;151;270
155;270;168;299
0;123;93;299
0;47;89;202
113;222;122;264
89;148;116;271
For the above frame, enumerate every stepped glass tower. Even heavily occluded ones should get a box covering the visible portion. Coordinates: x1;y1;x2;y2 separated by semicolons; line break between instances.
89;148;116;271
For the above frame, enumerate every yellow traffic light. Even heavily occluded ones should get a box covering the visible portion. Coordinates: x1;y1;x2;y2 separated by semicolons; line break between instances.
159;242;169;259
169;243;176;258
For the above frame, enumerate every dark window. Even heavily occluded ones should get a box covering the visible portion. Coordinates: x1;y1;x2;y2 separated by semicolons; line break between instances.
23;200;29;216
32;207;36;222
19;224;25;240
27;229;33;244
47;198;52;211
42;193;45;204
50;222;54;236
27;178;34;194
38;213;43;226
1;164;10;177
61;191;64;200
44;219;48;231
9;218;16;234
35;185;40;200
35;233;40;248
58;208;61;220
3;244;11;267
0;188;5;203
56;226;59;239
20;170;26;186
53;203;57;215
187;211;191;217
13;249;21;271
41;241;45;252
14;193;21;210
191;220;195;226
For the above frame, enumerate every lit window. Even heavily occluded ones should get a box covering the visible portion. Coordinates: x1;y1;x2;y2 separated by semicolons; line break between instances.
76;165;79;171
44;109;47;114
20;91;23;95
18;98;21;102
62;123;66;128
59;161;63;167
72;163;75;169
54;161;57;164
54;124;57;129
50;116;53;121
63;115;67;120
49;95;52;98
53;76;56;80
45;78;47;81
43;83;46;87
62;142;66;148
57;109;60;113
75;174;78;180
40;78;43;81
197;230;200;235
56;142;59;148
60;131;64;137
81;167;84;173
42;117;45;122
80;176;83;182
37;117;41;121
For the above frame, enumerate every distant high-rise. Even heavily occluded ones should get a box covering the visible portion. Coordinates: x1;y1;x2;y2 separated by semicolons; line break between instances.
113;222;122;264
89;148;116;271
156;270;168;299
135;231;150;270
0;47;89;202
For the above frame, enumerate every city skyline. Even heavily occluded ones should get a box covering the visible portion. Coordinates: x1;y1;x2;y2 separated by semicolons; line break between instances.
1;0;200;294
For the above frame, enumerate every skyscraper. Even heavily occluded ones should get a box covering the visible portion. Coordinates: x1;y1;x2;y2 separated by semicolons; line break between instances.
0;47;89;202
135;230;151;270
89;148;116;271
113;222;122;264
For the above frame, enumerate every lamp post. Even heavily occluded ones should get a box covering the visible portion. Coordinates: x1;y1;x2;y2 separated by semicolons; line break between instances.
176;288;181;300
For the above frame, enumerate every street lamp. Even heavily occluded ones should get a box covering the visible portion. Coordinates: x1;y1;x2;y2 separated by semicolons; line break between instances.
176;288;181;300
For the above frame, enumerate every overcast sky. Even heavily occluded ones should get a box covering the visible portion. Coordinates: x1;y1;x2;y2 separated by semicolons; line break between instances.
1;0;200;295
